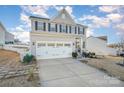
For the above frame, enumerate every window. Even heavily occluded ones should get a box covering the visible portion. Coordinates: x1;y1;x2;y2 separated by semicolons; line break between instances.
37;43;46;48
37;22;45;31
71;26;75;34
75;27;77;34
61;24;66;33
79;27;84;34
50;23;56;32
48;43;55;47
56;43;63;47
83;41;85;48
64;44;71;47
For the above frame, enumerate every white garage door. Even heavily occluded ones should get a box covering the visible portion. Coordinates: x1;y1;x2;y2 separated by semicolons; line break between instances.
36;41;73;59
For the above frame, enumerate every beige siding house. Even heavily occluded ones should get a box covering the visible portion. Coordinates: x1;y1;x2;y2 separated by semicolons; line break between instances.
30;8;88;59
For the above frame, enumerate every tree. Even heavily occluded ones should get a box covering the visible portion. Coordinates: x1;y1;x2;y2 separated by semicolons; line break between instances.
117;37;124;64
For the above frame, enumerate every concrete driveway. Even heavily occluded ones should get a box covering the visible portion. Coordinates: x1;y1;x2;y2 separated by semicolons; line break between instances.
38;58;124;87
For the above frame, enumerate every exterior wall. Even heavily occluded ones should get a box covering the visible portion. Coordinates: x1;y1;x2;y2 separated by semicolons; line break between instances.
0;24;5;45
30;9;87;58
5;31;14;43
30;31;86;56
87;36;116;56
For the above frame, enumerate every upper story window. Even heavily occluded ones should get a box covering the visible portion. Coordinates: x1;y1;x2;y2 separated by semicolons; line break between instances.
80;27;83;34
75;27;77;34
61;24;66;33
71;26;75;34
37;22;45;31
50;23;56;32
35;21;46;31
78;27;80;34
78;26;85;35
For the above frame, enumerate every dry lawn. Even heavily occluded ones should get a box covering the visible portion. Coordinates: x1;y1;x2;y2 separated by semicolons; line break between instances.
0;49;40;87
86;56;124;81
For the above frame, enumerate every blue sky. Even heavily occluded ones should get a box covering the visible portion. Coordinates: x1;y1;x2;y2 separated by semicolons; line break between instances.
0;5;124;43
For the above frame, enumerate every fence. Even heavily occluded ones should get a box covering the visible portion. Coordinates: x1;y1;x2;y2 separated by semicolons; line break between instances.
3;44;30;61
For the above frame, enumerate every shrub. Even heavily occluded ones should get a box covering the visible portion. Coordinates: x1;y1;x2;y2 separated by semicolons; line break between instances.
23;54;36;64
72;52;78;58
27;67;35;81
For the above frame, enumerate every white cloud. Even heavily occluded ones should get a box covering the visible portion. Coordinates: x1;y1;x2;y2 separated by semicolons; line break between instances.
12;31;30;43
99;6;121;13
79;15;110;28
115;23;124;30
20;13;31;28
21;5;51;18
115;23;124;35
106;13;123;22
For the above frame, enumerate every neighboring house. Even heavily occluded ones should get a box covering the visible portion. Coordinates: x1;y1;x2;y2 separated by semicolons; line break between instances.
30;8;88;59
0;22;5;46
0;22;14;46
87;36;117;56
108;43;124;55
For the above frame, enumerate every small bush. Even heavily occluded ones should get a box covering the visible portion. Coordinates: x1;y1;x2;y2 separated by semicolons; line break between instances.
27;67;35;81
23;54;36;64
72;52;78;58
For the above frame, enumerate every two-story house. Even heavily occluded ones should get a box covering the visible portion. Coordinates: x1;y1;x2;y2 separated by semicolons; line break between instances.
30;8;88;59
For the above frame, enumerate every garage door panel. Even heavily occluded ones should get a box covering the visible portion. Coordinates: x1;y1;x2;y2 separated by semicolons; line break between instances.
36;41;73;59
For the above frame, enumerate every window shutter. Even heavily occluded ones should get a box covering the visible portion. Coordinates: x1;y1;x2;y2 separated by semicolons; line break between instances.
83;28;85;35
83;41;85;48
35;21;38;31
60;24;62;32
69;26;71;33
55;24;57;32
43;22;46;31
66;25;68;33
48;23;50;31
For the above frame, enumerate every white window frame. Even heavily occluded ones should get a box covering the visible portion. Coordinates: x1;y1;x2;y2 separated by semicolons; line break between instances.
37;21;44;31
50;23;56;32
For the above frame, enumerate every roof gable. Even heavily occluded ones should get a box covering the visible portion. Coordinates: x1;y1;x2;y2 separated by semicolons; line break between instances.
50;8;75;25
